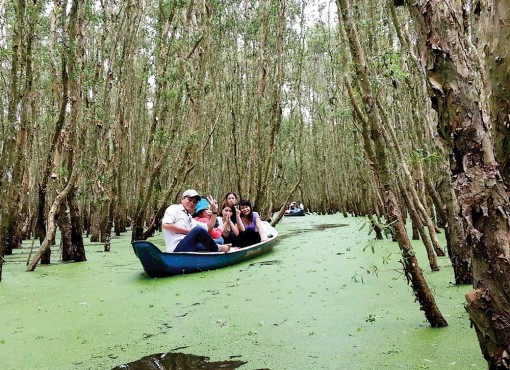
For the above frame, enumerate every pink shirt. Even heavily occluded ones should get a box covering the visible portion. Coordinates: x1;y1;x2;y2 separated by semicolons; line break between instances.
194;216;222;239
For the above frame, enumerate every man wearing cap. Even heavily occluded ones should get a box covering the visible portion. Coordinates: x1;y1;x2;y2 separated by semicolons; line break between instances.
161;189;230;253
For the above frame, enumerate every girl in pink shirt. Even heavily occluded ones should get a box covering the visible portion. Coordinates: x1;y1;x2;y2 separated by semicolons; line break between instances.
194;198;224;244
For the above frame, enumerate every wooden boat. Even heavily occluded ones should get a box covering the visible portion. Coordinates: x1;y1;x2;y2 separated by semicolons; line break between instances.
132;222;279;277
284;208;305;216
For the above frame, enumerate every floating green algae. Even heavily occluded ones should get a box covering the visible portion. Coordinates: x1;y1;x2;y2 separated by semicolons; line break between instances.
0;214;483;369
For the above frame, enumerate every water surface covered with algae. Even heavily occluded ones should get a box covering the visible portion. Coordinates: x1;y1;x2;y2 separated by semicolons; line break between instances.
1;214;483;369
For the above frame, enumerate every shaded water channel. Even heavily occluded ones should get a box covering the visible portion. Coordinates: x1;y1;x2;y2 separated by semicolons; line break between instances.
275;223;348;242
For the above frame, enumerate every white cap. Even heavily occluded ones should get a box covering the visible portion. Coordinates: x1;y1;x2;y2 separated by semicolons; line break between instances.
182;189;201;200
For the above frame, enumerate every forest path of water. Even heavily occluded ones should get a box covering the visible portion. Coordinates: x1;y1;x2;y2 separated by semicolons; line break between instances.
0;214;482;369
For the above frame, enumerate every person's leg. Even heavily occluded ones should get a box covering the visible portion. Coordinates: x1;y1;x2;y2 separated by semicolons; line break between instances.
213;236;224;245
174;227;219;252
237;229;261;248
224;233;239;247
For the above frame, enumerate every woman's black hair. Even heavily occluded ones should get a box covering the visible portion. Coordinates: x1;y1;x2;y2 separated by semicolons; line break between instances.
221;203;235;214
238;199;254;221
224;192;238;203
224;193;238;223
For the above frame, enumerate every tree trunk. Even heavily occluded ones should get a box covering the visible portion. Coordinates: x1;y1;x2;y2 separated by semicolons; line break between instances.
424;177;448;231
411;218;420;240
27;167;80;271
89;207;101;242
369;215;384;240
479;0;510;184
407;0;510;365
68;190;86;261
432;172;472;284
99;201;111;244
338;0;447;327
388;191;447;326
57;201;74;261
103;200;114;252
399;178;439;271
0;0;30;279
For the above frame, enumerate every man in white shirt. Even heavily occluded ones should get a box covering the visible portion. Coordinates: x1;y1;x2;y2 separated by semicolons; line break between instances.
162;189;230;253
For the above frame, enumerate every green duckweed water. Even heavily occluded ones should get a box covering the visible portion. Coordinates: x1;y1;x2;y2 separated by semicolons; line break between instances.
0;214;483;369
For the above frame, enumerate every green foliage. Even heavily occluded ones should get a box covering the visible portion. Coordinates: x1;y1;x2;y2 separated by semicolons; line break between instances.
337;107;353;118
154;128;170;146
382;220;397;239
363;239;376;253
365;314;376;322
371;51;409;81
367;263;379;277
0;47;13;59
58;166;69;178
359;218;396;240
382;252;392;265
161;0;187;15
306;21;332;55
162;88;179;102
351;272;364;283
409;149;441;165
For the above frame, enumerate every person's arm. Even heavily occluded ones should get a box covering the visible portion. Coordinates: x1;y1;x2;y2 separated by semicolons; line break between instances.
218;215;226;232
206;195;219;231
230;219;240;236
161;205;189;235
162;223;189;235
236;207;245;232
255;216;267;242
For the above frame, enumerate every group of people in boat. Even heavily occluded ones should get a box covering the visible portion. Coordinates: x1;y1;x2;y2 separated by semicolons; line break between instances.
161;189;268;253
285;201;304;212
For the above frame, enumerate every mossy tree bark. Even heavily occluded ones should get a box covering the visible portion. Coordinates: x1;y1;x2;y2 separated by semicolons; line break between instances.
478;1;510;184
407;0;510;365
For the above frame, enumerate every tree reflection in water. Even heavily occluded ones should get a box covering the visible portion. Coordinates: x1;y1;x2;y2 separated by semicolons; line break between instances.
112;352;249;370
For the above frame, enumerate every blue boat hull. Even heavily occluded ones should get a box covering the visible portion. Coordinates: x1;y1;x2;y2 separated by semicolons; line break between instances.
132;222;278;277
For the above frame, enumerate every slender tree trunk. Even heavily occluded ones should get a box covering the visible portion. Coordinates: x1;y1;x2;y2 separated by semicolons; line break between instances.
103;200;114;251
57;201;74;261
369;215;384;240
424;177;448;230
411;218;420;240
338;0;447;327
68;191;86;261
89;207;101;242
34;0;72;264
399;179;439;271
27;166;80;271
436;173;472;284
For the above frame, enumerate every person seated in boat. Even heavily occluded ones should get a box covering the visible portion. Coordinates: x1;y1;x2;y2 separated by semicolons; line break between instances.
161;189;230;253
285;202;295;214
194;198;224;245
224;192;239;223
237;199;267;248
218;203;242;245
